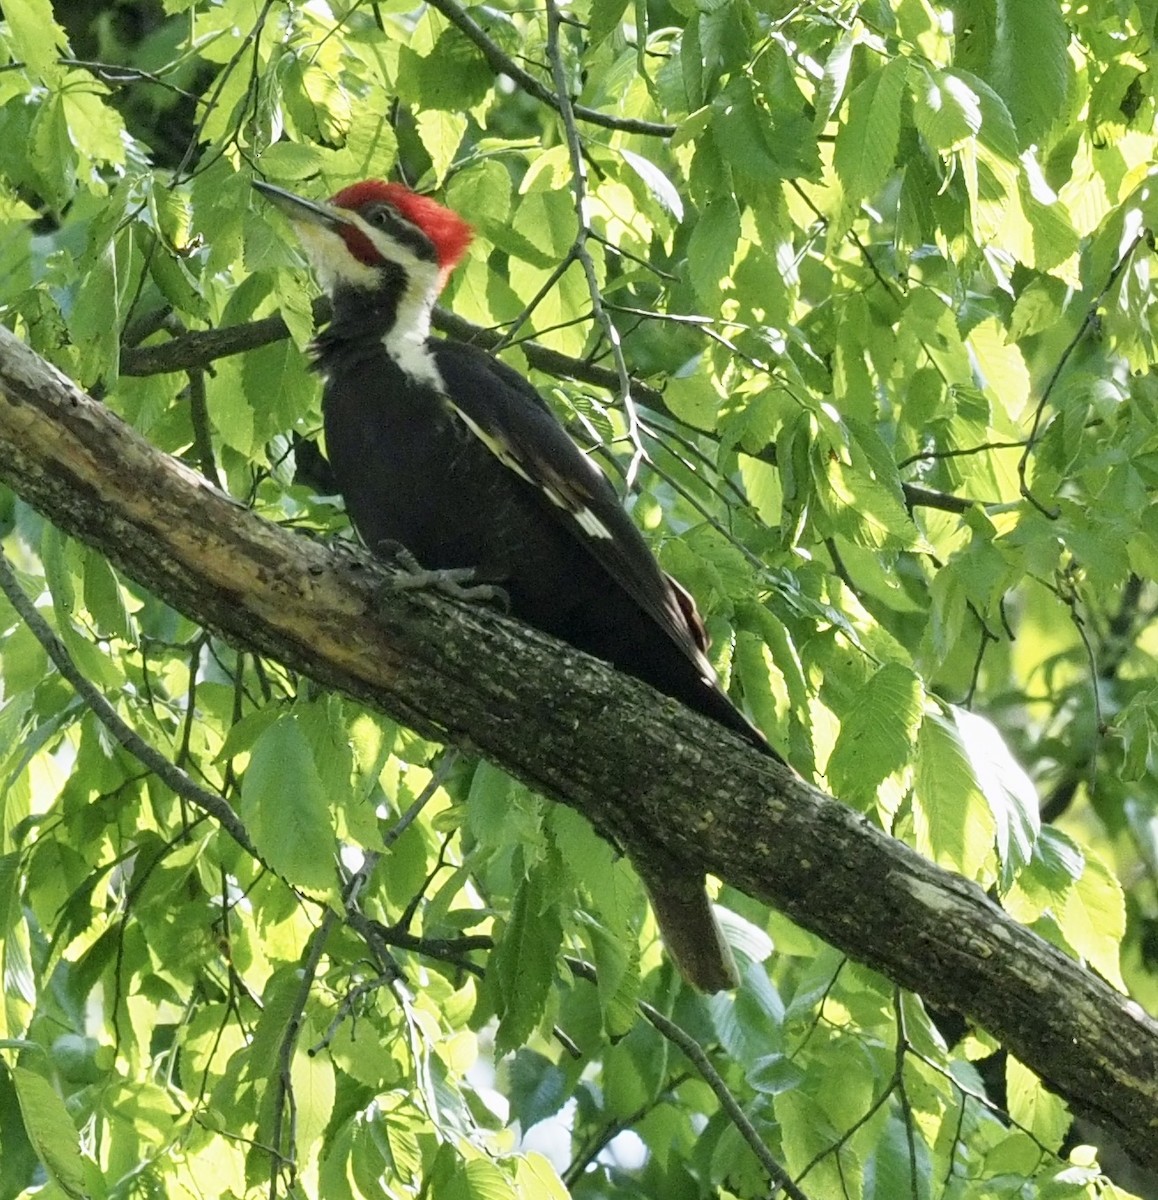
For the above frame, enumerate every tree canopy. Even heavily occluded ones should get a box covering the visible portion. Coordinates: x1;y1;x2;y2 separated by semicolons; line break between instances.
0;1;1157;1198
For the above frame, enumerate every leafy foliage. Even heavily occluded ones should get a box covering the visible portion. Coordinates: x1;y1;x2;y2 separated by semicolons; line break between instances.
0;0;1156;1197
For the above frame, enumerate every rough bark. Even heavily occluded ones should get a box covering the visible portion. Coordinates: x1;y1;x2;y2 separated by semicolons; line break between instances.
1;325;1157;1169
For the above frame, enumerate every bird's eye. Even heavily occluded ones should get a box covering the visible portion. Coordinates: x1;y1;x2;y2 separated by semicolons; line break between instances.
365;207;391;228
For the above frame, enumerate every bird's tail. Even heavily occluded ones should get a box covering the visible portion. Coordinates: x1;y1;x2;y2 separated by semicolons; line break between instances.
637;863;740;993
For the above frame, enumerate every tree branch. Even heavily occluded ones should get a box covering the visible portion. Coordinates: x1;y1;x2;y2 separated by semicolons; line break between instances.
1;326;1156;1169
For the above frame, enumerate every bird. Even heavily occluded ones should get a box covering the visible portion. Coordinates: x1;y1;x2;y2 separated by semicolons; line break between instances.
253;177;785;991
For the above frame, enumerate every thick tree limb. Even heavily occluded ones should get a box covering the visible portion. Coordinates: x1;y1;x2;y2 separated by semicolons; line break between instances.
1;326;1157;1169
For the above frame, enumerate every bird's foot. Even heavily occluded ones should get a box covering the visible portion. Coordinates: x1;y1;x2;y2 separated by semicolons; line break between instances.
377;541;510;610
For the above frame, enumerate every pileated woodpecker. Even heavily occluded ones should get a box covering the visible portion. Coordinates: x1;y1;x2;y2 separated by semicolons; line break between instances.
254;178;783;991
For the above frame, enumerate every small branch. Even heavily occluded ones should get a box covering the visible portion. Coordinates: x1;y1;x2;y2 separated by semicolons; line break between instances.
563;957;807;1197
423;0;675;137
0;546;260;861
545;0;647;483
269;909;338;1199
640;998;810;1200
383;751;459;847
1017;230;1145;517
187;368;222;487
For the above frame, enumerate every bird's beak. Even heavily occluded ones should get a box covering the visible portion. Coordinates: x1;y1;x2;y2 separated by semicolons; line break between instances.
252;180;344;229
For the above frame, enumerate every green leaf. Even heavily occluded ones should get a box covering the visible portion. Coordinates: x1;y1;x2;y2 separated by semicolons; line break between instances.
986;0;1072;148
81;549;131;640
827;662;924;816
511;1154;570;1200
911;65;982;152
10;1066;90;1198
1006;1057;1071;1151
832;58;907;237
494;858;562;1054
950;707;1039;888
687;194;739;311
2;0;67;82
62;86;127;170
31;94;77;209
589;0;631;46
1057;848;1127;989
240;714;338;894
913;710;996;880
588;918;640;1039
415;110;467;185
442;1157;517;1200
620;148;684;222
508;1050;569;1131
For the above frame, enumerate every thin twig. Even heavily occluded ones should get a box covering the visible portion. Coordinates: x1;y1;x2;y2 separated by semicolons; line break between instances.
893;991;921;1200
1017;230;1146;516
562;959;806;1196
545;0;648;485
0;546;260;860
423;0;675;137
639;999;811;1200
269;909;338;1199
383;751;459;847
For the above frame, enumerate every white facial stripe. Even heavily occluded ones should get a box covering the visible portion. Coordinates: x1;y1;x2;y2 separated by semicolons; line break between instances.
293;223;381;292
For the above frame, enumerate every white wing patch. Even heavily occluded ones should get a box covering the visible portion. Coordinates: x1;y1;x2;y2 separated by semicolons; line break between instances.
444;400;613;541
382;333;614;542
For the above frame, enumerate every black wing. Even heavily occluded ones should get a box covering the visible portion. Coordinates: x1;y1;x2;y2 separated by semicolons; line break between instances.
429;339;718;681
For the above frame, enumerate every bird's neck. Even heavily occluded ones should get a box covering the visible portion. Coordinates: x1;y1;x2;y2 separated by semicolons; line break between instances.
327;263;440;347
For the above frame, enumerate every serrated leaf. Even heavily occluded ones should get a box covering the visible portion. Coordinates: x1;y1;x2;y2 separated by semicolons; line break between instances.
240;715;338;893
913;710;996;879
950;707;1039;887
589;919;639;1039
822;455;922;550
815;32;856;127
508;1050;569;1132
663;367;720;430
1006;1057;1071;1150
620;148;684;221
911;65;981;152
687;194;739;310
81;549;130;640
827;662;924;814
747;1052;806;1095
258;141;324;180
292;1044;335;1152
589;0;631;46
2;0;67;82
832;58;907;236
1057;849;1126;989
494;862;562;1054
512;1154;570;1200
415;110;467;185
62;87;126;170
970;316;1032;424
11;1066;89;1198
986;0;1072;148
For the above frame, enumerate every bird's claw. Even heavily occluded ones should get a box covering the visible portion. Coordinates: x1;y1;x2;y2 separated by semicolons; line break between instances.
377;541;510;610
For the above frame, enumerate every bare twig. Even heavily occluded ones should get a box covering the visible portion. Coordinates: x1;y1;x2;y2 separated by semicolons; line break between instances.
640;998;811;1200
269;908;338;1199
563;956;808;1199
423;0;675;137
1017;230;1146;516
545;0;648;484
0;546;260;860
